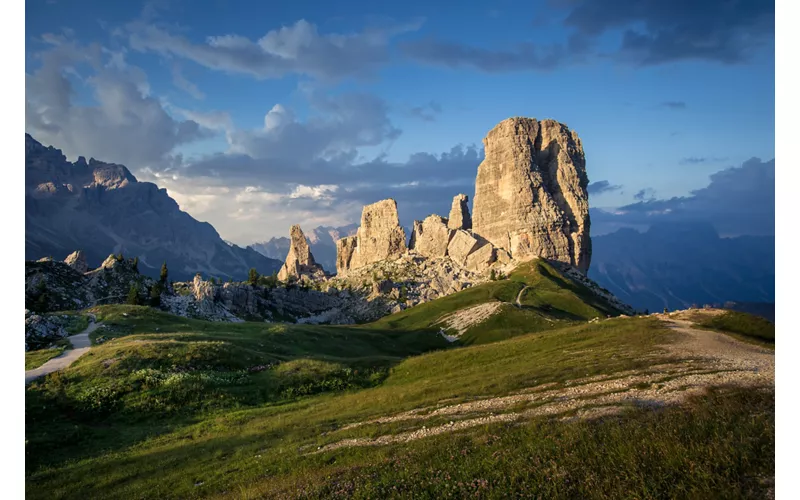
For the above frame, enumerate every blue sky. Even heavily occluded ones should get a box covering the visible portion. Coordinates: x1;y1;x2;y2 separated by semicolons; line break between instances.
25;0;775;243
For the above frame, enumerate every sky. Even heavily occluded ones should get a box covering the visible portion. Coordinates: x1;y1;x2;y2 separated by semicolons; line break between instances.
24;0;775;244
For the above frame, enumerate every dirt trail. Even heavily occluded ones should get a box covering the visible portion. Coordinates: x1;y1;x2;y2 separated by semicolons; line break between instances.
313;318;774;453
662;319;773;377
25;321;103;384
515;286;529;308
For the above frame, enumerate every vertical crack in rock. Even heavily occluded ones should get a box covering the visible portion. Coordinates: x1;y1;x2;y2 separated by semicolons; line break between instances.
472;117;591;273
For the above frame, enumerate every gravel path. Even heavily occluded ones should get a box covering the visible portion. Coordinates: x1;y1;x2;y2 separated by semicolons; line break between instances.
25;321;102;384
313;317;774;453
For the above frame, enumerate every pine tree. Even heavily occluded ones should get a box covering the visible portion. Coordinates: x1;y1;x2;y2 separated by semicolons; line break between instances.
248;268;260;287
489;269;497;281
127;283;141;305
149;283;163;307
160;261;168;283
132;256;139;272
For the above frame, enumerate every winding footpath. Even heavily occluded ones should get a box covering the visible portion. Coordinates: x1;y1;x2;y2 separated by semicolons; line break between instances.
515;286;530;308
25;321;103;384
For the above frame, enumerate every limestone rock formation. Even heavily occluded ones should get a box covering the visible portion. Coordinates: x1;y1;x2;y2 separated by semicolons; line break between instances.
336;236;358;274
409;215;452;259
337;199;407;273
447;230;480;266
277;225;325;281
465;243;496;273
448;194;472;230
63;250;88;273
472;117;591;273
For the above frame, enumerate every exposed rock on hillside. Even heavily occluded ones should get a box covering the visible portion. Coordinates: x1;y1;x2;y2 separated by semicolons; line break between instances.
277;225;326;281
409;215;452;259
25;310;68;351
249;223;358;274
338;199;407;273
448;194;472;230
328;253;485;309
446;230;480;267
336;236;359;275
165;275;392;324
472;118;591;273
25;254;157;313
25;134;281;281
64;250;88;273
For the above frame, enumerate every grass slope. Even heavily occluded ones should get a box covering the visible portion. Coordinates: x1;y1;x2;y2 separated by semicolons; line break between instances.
25;269;773;499
370;260;627;344
697;310;775;345
25;345;66;370
25;307;774;499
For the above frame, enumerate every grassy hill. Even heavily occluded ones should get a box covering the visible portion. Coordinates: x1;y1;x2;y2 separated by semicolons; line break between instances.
25;263;774;499
370;259;628;344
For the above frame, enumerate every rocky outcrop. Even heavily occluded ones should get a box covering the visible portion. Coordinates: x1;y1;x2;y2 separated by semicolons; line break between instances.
63;250;88;273
465;243;496;273
409;215;452;259
327;253;485;309
250;223;358;275
335;236;359;274
25;310;68;351
447;230;480;266
277;225;325;281
472;117;591;273
448;194;472;230
338;199;407;273
26;253;157;312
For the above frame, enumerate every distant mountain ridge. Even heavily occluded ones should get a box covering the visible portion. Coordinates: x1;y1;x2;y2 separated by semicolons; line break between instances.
25;134;281;281
588;221;774;312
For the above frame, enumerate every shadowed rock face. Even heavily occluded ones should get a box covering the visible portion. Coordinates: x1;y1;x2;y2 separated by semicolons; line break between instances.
448;194;472;230
25;134;281;280
472;117;591;273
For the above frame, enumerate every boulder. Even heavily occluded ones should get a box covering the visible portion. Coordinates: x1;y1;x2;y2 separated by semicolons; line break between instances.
277;224;325;281
371;279;393;296
25;313;68;351
447;194;472;230
447;230;480;266
465;243;496;273
472;117;591;273
409;215;452;259
63;250;88;273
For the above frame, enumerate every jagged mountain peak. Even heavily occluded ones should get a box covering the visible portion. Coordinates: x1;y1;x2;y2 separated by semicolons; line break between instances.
25;134;281;281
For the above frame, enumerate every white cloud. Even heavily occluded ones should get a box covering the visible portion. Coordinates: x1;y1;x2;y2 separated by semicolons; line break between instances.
127;18;424;81
25;36;205;169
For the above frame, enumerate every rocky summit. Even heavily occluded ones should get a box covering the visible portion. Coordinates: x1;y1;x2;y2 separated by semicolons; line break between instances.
277;225;326;281
447;194;472;231
472;117;591;273
337;199;407;273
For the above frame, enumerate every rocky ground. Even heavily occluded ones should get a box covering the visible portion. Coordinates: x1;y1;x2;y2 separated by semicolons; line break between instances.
25;246;635;326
